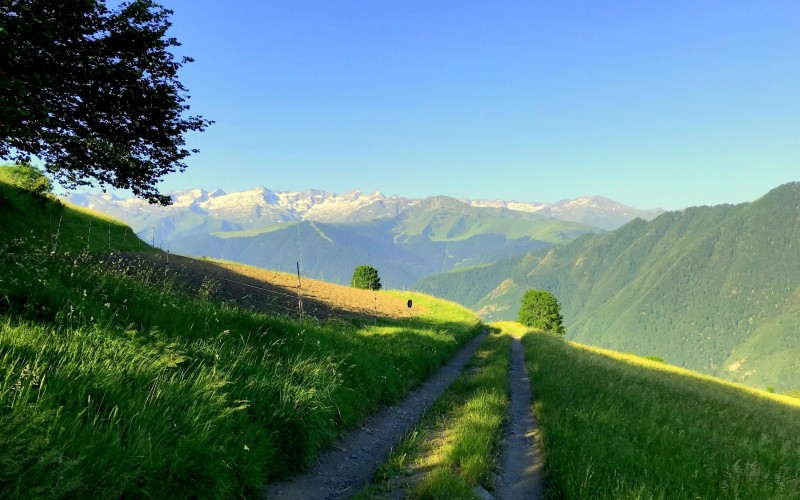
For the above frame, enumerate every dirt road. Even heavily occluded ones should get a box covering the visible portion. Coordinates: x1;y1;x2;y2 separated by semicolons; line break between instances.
496;336;544;499
263;331;489;500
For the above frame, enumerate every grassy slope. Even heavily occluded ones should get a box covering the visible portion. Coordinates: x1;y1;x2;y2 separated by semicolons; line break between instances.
0;174;149;254
0;179;482;497
522;330;800;499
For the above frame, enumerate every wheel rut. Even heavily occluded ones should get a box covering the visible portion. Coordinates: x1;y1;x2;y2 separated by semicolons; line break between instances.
496;336;544;500
263;330;489;500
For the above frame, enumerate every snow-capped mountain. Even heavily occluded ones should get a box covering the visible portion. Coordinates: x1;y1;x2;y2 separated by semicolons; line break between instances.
469;196;663;230
66;187;663;240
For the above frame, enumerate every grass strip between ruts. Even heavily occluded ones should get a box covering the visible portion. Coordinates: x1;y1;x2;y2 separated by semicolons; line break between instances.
357;328;511;500
521;331;800;499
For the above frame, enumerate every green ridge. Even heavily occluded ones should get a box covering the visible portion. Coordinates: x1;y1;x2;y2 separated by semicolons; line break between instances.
414;183;800;392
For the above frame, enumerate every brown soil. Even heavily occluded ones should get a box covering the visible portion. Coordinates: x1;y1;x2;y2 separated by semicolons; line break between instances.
116;252;422;321
496;336;544;499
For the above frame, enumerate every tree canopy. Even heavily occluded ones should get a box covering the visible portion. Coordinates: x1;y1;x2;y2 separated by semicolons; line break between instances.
351;265;382;291
0;0;211;205
518;289;565;335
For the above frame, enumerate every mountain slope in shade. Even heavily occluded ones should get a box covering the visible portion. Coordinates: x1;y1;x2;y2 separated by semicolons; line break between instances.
168;197;600;289
413;183;800;392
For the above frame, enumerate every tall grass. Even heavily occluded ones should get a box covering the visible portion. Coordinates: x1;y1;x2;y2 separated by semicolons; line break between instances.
0;242;481;497
521;331;800;499
359;329;510;499
0;178;150;254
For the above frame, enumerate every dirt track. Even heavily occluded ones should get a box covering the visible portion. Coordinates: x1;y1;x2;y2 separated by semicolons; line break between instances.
116;253;543;499
263;331;489;500
497;336;544;499
116;252;421;320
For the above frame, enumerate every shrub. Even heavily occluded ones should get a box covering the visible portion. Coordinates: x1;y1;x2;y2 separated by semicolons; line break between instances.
351;265;381;290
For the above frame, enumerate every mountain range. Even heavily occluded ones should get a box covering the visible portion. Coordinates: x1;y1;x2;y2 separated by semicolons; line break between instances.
66;187;662;287
413;183;800;392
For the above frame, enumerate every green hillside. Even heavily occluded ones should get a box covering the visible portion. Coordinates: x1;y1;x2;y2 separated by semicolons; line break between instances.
522;330;800;498
0;168;149;253
169;197;599;289
392;196;592;243
414;183;800;392
0;177;482;497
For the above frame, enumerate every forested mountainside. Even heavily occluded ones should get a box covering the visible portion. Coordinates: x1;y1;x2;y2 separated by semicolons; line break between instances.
414;183;800;392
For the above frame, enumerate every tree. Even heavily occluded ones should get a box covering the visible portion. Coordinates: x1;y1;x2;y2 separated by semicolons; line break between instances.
0;0;211;205
2;163;53;197
351;265;382;290
518;289;566;335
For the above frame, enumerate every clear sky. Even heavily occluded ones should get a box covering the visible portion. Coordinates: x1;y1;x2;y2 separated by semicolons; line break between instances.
153;0;799;210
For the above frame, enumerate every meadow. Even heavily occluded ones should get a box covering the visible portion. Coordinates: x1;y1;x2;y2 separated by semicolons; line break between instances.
0;177;481;497
521;331;800;499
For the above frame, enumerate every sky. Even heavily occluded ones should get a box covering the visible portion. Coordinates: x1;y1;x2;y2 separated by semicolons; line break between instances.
149;0;799;210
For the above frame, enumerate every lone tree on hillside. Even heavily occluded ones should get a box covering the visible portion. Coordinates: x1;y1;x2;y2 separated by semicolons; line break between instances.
518;289;566;336
0;0;211;205
351;265;382;290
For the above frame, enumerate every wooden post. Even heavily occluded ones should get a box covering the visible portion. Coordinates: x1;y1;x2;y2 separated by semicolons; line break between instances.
53;216;63;254
296;262;304;320
87;220;92;249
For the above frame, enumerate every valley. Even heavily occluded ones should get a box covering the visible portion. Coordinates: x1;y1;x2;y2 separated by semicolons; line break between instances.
415;183;800;393
4;2;799;497
68;188;660;288
2;172;799;498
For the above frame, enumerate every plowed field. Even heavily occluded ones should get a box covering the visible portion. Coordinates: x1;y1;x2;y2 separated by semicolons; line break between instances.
118;252;421;320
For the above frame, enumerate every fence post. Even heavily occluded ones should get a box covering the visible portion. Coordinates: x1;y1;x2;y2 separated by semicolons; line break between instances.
108;222;111;251
296;261;304;321
87;220;92;250
52;216;63;254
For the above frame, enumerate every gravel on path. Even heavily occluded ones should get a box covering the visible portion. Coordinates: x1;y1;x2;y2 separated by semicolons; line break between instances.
496;336;544;500
263;330;489;500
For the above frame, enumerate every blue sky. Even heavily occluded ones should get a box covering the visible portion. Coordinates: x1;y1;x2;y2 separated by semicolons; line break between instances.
156;0;798;210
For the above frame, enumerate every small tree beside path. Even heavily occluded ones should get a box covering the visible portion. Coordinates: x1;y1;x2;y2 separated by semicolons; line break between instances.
518;289;566;336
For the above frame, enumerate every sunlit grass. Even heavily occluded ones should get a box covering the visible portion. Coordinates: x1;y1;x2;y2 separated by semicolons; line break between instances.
521;331;800;499
0;243;481;497
358;329;510;499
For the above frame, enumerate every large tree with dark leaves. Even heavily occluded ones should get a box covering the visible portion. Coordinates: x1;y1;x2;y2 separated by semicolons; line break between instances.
0;0;211;204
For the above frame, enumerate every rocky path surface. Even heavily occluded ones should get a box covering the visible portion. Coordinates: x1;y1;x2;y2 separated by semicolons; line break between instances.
496;336;544;500
263;331;489;500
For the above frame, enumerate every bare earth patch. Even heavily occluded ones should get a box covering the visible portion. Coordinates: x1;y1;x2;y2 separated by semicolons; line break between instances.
115;252;422;320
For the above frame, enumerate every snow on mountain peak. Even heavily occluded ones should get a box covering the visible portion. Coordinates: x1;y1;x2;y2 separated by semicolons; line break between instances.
65;185;663;232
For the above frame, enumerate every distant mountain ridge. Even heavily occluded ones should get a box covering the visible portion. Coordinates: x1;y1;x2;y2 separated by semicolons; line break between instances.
413;182;800;392
468;195;663;230
66;187;661;289
68;187;663;233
